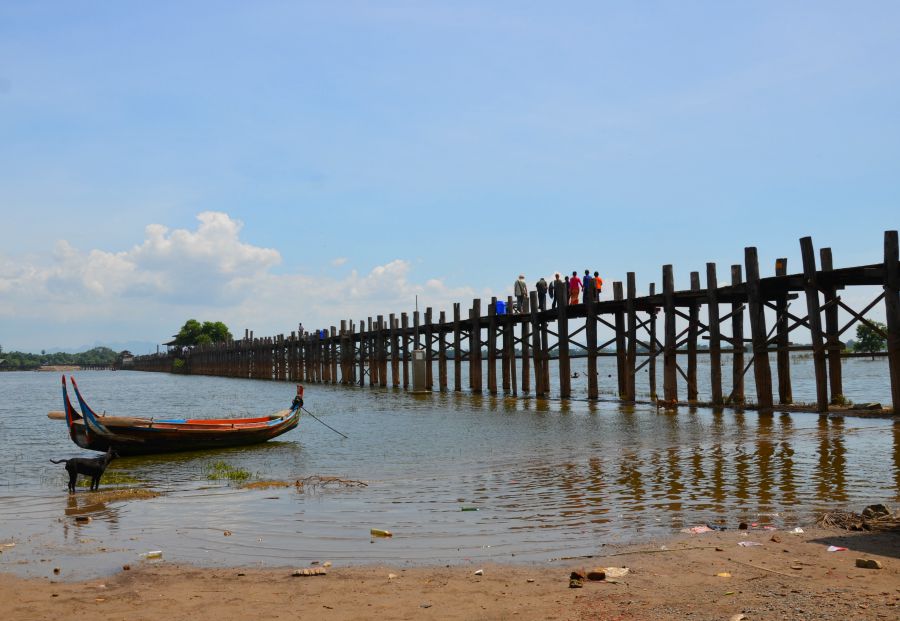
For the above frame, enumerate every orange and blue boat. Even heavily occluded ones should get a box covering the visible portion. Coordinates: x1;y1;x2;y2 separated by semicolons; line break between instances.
60;376;302;456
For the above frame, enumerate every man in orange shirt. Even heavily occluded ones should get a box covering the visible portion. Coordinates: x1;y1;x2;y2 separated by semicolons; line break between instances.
594;271;604;301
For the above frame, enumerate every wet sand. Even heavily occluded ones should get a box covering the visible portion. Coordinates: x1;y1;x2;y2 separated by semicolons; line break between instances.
3;527;898;620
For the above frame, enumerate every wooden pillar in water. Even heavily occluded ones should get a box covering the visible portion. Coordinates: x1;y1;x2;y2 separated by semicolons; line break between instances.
541;310;550;395
648;283;657;400
401;312;410;389
625;272;637;401
800;236;828;412
745;247;774;411
377;317;388;387
358;319;366;387
775;258;793;404
687;272;700;402
368;318;377;387
820;249;843;404
557;280;571;398
585;277;598;400
706;264;723;405
470;299;483;393
521;295;531;394
487;298;498;394
424;308;433;390
452;304;461;392
663;265;677;403
613;281;626;398
331;327;339;384
529;291;544;396
390;314;399;387
883;230;900;414
502;297;513;392
438;310;448;391
731;266;745;404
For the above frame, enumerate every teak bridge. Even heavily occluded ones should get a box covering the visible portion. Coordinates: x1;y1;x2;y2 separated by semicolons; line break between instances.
134;232;900;415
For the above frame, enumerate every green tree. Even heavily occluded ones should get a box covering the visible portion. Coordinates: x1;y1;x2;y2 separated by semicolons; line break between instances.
853;321;887;357
174;319;232;347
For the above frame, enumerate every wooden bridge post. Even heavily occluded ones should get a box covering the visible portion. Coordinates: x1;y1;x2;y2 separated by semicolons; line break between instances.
884;230;900;414
521;294;531;394
529;291;544;395
488;298;498;394
557;280;571;398
471;299;483;393
390;314;399;387
339;321;348;384
745;247;774;411
541;310;550;395
378;317;388;387
331;327;339;384
502;296;513;392
452;304;461;392
706;264;723;405
663;265;677;403
438;310;448;391
612;281;625;399
687;272;700;401
424;308;433;390
800;237;828;412
356;320;365;387
775;258;793;404
585;277;598;400
820;249;843;404
648;283;657;400
368;318;377;387
401;312;410;389
731;266;745;404
625;272;637;401
508;299;518;396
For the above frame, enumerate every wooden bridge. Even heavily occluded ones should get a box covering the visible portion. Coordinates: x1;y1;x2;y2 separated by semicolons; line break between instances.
133;232;900;414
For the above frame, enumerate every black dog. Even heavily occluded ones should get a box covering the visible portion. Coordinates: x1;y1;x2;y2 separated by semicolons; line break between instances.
50;449;118;493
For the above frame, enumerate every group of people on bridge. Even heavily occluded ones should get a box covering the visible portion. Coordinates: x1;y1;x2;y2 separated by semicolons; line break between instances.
513;270;604;313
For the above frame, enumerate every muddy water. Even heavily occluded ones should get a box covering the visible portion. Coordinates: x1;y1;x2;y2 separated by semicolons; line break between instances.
0;366;898;579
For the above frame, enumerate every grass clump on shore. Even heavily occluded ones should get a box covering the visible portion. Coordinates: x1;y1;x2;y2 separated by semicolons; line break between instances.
206;461;252;482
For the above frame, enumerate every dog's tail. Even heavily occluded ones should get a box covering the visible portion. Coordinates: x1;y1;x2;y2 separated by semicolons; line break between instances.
49;459;67;464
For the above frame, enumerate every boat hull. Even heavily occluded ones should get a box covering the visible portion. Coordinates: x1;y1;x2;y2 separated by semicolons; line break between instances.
61;376;301;456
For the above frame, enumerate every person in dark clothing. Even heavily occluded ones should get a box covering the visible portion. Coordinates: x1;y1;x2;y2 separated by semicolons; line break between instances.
583;269;592;303
550;273;563;309
536;277;548;311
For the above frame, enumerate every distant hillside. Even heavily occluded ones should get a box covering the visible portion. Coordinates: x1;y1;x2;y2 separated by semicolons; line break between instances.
0;347;120;371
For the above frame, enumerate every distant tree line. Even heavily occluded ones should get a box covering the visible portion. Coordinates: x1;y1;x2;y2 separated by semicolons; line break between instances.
0;346;119;371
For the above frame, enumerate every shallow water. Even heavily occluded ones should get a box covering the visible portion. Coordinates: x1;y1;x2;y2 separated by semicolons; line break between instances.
0;366;898;579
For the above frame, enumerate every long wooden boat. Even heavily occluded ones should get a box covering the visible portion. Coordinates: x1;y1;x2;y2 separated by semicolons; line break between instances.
60;376;302;456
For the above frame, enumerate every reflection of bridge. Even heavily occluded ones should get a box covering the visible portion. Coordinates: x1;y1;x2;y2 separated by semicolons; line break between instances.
134;231;900;415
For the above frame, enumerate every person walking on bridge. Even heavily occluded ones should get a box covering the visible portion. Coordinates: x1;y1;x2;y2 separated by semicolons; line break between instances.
569;271;582;305
536;277;548;311
514;274;528;313
550;273;563;309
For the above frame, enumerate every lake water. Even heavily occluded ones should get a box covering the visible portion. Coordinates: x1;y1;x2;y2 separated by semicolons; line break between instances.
0;362;898;579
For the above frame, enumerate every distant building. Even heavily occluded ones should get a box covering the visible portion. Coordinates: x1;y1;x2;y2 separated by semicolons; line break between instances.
117;351;135;368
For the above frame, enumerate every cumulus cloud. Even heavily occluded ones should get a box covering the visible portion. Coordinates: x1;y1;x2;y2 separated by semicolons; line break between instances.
331;257;348;267
0;212;476;347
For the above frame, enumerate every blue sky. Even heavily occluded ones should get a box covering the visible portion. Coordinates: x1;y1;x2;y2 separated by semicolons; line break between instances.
1;2;898;353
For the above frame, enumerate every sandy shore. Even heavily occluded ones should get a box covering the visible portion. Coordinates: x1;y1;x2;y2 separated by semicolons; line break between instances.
3;527;898;620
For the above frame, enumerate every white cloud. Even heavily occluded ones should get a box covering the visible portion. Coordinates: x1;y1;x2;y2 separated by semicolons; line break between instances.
331;257;348;267
0;212;476;348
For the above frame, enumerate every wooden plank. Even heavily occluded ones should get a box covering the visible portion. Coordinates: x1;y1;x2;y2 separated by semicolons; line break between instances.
453;304;461;392
613;281;626;398
401;312;410;389
884;230;900;414
488;298;498;394
730;266;745;404
425;308;433;389
663;265;677;403
529;291;544;395
800;236;828;411
687;272;700;402
774;258;792;404
706;263;723;405
648;283;658;401
820;249;843;404
586;276;598;400
471;299;482;393
502;296;512;392
625;272;637;401
745;246;774;411
390;314;399;387
557;279;571;398
438;310;448;391
521;293;531;394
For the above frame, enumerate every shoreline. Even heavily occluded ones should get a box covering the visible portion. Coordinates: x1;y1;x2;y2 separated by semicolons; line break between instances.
4;527;897;620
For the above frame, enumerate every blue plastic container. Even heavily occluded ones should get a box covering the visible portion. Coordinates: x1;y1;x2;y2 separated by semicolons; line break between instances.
495;300;506;315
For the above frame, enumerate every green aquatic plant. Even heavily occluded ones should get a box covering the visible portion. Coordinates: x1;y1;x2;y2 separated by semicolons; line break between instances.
76;470;143;487
206;461;252;482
